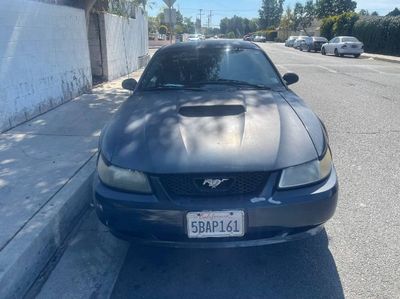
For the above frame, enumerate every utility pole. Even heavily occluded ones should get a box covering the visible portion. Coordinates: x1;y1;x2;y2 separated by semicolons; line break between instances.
169;6;173;44
199;9;203;33
207;10;212;33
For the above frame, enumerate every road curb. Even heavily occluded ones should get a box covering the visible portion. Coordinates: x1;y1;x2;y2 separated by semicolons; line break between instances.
362;54;400;64
0;155;96;299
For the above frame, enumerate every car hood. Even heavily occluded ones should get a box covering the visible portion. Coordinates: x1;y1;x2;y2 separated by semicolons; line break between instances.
101;90;322;173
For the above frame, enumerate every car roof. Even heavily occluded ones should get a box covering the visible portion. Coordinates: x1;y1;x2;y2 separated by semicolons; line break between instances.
158;40;261;52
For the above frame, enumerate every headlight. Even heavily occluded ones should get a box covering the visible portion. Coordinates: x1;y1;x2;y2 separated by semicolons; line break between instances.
97;156;152;193
279;149;332;189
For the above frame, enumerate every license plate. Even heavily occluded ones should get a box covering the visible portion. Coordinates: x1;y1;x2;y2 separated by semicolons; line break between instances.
186;211;245;238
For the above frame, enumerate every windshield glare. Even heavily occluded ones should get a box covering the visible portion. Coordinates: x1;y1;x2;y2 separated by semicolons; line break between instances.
139;48;282;90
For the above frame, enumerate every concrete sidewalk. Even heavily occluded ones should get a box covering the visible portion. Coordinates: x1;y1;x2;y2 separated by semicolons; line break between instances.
0;65;146;298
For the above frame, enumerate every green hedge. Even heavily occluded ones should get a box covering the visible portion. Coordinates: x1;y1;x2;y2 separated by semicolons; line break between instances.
353;16;400;56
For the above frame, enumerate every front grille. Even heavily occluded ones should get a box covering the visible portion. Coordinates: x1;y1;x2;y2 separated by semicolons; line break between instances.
159;172;269;197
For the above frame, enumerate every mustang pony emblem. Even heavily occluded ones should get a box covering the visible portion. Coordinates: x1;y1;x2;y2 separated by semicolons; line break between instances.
203;178;229;189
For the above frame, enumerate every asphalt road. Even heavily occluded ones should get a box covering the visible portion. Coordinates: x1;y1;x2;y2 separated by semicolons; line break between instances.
111;44;400;299
37;43;400;299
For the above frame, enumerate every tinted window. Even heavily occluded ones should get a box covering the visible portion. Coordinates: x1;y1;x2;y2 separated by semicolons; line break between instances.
140;48;282;89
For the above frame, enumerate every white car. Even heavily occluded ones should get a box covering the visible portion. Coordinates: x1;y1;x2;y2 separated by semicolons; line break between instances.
253;35;267;42
321;36;364;58
293;36;310;49
188;34;204;41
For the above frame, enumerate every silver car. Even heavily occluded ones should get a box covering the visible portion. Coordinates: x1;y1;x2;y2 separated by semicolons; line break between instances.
285;36;299;47
254;35;267;42
293;36;310;49
300;37;328;52
321;36;364;58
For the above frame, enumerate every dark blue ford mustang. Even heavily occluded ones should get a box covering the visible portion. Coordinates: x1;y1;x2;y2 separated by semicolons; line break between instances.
93;40;338;248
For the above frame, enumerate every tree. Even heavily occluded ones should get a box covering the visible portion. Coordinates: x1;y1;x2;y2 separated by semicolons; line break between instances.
227;32;236;39
219;16;259;36
293;1;315;35
358;9;369;16
279;6;295;39
387;8;400;17
250;18;260;32
320;12;359;39
132;0;154;11
183;17;195;34
315;0;357;19
148;16;159;33
259;0;285;29
371;11;379;16
159;25;168;35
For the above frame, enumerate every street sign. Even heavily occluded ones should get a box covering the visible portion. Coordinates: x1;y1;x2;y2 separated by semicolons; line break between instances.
164;8;177;24
162;0;176;8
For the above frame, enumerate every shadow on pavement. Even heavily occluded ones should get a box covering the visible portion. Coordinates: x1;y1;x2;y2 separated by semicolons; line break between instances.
112;229;343;299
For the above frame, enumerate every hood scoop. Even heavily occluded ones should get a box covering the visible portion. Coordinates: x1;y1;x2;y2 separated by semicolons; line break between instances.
178;105;246;117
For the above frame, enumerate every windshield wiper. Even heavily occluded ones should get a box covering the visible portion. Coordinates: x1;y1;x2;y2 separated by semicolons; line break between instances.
142;84;205;92
197;79;271;90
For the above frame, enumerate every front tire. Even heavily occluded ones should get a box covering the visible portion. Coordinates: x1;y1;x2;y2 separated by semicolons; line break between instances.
334;49;339;57
321;48;326;55
354;54;361;58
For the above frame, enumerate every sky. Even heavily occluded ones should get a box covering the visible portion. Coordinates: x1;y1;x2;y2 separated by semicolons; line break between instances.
148;0;399;27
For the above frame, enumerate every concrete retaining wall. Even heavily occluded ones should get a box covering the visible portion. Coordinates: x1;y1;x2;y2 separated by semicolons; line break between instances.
101;10;149;81
0;0;92;132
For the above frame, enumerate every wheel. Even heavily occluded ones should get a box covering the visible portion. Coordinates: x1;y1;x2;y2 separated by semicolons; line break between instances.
354;54;361;58
340;54;344;57
321;47;326;55
334;49;339;57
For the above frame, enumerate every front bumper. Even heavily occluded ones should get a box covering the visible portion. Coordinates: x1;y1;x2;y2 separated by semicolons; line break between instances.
93;168;338;248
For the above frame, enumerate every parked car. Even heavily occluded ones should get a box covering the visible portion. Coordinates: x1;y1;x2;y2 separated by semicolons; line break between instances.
321;36;364;58
254;35;267;42
285;36;298;47
188;34;204;41
243;34;254;41
149;33;156;40
299;37;328;52
293;36;309;49
93;40;338;248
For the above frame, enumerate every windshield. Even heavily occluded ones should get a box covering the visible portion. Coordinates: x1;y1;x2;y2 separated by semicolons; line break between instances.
139;48;282;90
342;37;359;42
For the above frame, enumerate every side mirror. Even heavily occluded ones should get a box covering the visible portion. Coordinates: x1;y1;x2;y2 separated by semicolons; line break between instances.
122;78;137;91
282;72;299;86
